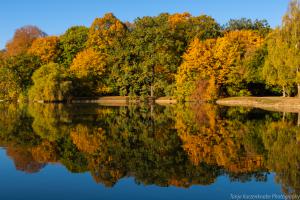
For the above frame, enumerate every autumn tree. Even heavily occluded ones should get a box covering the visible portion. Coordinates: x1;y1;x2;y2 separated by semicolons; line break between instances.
282;0;300;97
28;36;60;64
175;38;217;101
87;13;127;53
5;25;46;56
263;29;294;97
69;48;108;96
176;30;263;101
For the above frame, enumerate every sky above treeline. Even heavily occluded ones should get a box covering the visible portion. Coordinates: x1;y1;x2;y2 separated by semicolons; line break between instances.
0;0;290;49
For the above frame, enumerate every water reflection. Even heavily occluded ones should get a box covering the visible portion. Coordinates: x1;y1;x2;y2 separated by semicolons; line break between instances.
0;103;299;194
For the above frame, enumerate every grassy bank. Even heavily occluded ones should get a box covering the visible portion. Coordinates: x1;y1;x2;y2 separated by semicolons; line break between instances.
216;97;300;113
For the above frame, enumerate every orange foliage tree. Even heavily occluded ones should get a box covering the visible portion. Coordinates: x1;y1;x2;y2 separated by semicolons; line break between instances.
28;36;60;64
176;30;264;101
69;48;108;95
5;25;46;56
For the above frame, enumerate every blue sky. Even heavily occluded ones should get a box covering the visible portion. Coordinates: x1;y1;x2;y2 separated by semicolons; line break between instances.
0;0;290;49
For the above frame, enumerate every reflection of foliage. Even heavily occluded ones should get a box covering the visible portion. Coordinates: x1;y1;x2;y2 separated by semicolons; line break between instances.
6;146;45;173
71;125;105;154
0;103;300;193
176;104;266;176
28;103;71;141
31;141;58;163
262;120;300;195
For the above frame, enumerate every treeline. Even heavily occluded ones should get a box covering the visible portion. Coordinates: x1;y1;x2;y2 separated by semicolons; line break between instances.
0;0;300;102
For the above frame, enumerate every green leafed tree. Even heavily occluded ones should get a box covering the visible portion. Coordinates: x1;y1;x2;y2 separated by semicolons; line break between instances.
28;63;72;102
283;0;300;97
263;29;294;97
0;54;41;100
59;26;89;68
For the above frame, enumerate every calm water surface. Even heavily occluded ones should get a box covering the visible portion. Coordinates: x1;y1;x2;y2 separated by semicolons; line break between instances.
0;103;297;200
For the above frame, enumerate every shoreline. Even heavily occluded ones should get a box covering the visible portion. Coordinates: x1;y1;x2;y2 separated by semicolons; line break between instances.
216;96;300;113
72;96;177;105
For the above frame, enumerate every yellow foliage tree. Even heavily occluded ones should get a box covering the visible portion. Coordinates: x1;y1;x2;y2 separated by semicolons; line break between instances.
70;48;106;78
168;12;191;28
176;30;263;101
88;13;127;52
28;36;60;64
175;38;216;101
69;48;108;94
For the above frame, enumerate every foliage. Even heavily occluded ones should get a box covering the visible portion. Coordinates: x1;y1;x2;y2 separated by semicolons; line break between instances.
263;29;294;96
59;26;89;68
224;18;271;36
87;13;127;53
28;63;72;102
176;30;264;101
5;25;46;56
69;48;108;96
0;54;40;100
28;36;60;64
2;9;300;101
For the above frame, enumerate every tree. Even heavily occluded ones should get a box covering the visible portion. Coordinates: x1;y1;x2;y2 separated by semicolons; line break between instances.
69;48;108;96
175;38;217;101
224;18;270;36
282;0;300;97
87;13;127;53
28;36;60;64
213;30;264;96
5;25;46;56
263;29;294;97
0;54;40;100
59;26;89;68
0;67;21;100
28;63;72;102
176;30;264;101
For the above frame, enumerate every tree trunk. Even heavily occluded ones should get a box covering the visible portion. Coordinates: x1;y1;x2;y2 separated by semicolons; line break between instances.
298;112;300;127
282;85;286;97
150;65;155;98
297;84;300;98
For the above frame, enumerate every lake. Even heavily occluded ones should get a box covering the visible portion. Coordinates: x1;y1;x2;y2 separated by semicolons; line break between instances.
0;103;298;200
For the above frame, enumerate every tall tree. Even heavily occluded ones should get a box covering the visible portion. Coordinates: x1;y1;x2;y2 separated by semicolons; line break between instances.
87;13;127;53
5;25;46;56
176;30;264;101
28;63;72;102
282;0;300;97
69;48;108;96
263;29;294;97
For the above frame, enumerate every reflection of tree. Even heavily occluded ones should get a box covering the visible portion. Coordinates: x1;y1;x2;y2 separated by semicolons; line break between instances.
176;104;266;177
71;125;105;154
6;145;45;173
28;103;71;141
31;141;58;163
1;103;300;192
262;120;300;195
